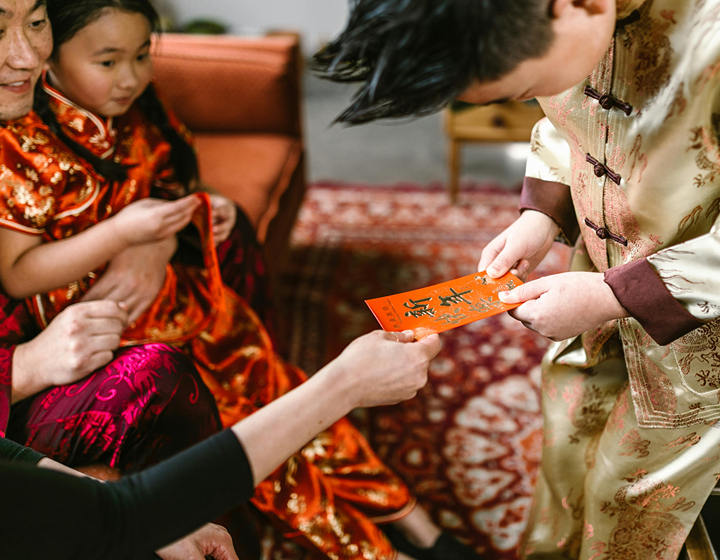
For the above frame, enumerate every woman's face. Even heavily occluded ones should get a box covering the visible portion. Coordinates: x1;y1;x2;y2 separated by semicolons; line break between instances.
48;8;152;117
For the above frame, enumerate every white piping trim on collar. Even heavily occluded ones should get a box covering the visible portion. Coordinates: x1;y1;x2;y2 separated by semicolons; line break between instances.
43;73;111;141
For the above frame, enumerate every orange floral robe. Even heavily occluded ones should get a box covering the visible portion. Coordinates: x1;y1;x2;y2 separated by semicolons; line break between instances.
0;83;414;559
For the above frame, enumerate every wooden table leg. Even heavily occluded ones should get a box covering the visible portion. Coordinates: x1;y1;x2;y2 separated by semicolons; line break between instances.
448;138;461;204
683;514;718;560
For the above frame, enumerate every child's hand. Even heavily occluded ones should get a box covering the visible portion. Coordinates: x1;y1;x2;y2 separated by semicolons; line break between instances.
498;272;629;341
112;196;201;246
209;194;237;244
478;210;559;280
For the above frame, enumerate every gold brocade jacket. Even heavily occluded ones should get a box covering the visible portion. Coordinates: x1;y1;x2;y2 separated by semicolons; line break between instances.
522;0;720;428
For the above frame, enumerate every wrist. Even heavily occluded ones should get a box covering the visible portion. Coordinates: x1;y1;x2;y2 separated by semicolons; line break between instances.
597;273;629;321
106;216;133;249
311;361;358;414
10;343;48;404
164;235;178;260
522;209;560;237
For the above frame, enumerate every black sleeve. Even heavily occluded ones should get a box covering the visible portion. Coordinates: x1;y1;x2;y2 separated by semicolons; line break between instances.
0;429;255;560
0;436;45;464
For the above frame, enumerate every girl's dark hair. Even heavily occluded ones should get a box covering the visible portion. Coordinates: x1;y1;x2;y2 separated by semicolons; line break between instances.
34;0;198;188
313;0;554;125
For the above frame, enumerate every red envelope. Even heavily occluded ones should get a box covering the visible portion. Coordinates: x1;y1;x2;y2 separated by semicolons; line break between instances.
365;271;522;338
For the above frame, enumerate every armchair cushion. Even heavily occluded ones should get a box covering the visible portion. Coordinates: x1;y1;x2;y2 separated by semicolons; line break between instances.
195;133;302;243
152;34;301;135
152;33;307;275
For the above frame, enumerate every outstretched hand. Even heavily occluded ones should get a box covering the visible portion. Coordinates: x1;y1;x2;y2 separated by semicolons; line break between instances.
498;272;629;341
331;330;441;409
478;210;559;281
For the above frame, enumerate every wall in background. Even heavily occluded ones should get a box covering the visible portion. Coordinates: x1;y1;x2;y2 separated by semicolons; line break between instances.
160;0;348;53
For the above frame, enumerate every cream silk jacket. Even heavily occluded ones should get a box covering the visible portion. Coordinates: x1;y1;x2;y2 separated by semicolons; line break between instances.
522;0;720;428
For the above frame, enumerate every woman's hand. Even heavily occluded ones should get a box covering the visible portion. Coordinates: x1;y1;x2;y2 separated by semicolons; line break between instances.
478;210;560;281
82;236;177;323
328;330;441;409
232;329;441;484
156;523;239;560
12;301;128;403
111;196;201;246
498;272;629;341
209;194;237;244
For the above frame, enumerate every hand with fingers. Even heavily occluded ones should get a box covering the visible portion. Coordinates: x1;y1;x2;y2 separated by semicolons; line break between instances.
82;235;177;323
498;271;629;341
11;300;128;402
111;195;202;246
156;523;238;560
478;210;560;282
209;194;237;245
329;330;441;408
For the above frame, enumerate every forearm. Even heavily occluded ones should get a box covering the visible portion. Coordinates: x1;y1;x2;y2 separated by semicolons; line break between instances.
2;220;127;299
1;430;253;560
605;257;706;345
520;179;577;244
231;363;354;483
523;117;577;244
37;457;89;477
601;223;720;345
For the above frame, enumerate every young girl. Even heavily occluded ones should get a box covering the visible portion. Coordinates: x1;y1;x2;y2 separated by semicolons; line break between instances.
0;2;464;559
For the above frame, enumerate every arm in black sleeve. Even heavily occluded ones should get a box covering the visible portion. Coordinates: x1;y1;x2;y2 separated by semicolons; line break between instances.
0;429;254;560
0;436;45;464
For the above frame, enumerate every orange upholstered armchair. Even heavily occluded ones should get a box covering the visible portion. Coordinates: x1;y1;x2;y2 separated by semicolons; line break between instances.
152;33;306;276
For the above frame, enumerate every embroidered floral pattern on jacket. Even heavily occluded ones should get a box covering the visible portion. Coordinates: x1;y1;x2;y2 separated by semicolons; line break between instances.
620;0;675;101
598;471;689;560
523;3;720;558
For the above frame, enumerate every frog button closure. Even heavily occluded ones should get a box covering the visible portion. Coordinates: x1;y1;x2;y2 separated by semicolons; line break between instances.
586;154;621;185
584;218;628;246
583;86;633;116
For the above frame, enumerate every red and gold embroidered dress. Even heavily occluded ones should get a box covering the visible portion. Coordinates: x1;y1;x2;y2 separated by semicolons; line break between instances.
0;82;414;559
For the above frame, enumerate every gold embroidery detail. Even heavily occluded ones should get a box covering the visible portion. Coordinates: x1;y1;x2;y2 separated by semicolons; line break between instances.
286;492;307;515
285;455;299;486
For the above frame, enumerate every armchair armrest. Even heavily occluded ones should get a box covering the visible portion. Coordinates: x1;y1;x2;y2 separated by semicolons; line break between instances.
152;34;302;136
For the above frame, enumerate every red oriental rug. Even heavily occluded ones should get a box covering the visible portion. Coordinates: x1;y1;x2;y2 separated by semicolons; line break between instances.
271;182;572;560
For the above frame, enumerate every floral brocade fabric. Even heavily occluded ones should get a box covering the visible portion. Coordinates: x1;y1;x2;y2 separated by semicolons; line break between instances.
527;0;720;429
0;84;412;559
0;81;220;344
522;2;720;560
0;295;32;438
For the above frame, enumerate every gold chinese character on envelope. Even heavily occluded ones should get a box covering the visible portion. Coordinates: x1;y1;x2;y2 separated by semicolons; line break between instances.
365;272;522;338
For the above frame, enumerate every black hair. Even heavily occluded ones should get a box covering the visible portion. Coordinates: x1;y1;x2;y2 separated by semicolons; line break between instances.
34;0;198;188
313;0;554;125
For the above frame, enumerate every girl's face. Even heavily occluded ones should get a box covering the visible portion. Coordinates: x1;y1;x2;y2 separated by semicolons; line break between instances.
48;8;152;117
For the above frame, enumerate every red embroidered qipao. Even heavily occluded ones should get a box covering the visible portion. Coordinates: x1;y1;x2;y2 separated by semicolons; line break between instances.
0;83;413;559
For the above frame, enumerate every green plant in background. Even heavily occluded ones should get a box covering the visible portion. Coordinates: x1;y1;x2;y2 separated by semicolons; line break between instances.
182;19;227;34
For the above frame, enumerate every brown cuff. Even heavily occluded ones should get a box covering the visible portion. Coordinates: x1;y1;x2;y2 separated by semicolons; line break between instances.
604;259;704;346
519;177;579;245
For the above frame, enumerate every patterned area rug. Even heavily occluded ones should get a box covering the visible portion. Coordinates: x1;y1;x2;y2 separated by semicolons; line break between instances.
274;182;572;560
